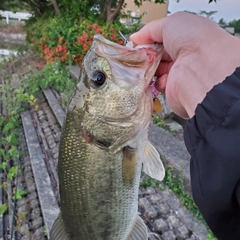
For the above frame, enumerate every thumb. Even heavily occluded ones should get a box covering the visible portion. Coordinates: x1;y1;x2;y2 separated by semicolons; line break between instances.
130;18;165;44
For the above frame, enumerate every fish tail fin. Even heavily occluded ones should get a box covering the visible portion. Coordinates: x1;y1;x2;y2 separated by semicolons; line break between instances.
49;213;70;240
126;215;148;240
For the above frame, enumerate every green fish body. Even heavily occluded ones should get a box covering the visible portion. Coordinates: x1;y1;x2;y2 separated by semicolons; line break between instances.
50;35;165;240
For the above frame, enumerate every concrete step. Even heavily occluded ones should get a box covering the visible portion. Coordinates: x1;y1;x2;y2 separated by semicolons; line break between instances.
42;89;65;128
20;111;59;238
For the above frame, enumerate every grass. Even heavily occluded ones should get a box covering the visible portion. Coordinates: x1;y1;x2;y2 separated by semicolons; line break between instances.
152;114;175;134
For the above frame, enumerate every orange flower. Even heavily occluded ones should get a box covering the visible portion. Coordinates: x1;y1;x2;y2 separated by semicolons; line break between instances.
61;55;67;62
44;48;52;54
117;40;124;45
110;34;116;40
86;22;91;28
92;23;99;30
83;43;88;51
58;36;63;43
63;46;67;53
74;56;82;62
94;27;102;34
82;32;88;41
77;36;83;45
56;45;63;52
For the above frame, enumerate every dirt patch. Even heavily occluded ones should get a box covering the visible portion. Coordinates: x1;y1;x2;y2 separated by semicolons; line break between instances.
0;50;45;80
0;21;25;34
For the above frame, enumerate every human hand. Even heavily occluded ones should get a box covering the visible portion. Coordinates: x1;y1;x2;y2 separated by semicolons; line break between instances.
130;12;240;118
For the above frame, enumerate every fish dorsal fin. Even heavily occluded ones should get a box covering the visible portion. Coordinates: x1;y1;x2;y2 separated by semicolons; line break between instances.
126;215;148;240
143;141;165;181
49;213;70;240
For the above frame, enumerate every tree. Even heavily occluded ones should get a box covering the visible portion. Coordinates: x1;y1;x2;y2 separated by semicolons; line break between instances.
0;0;28;12
92;0;166;23
228;19;240;34
0;0;219;23
184;10;198;15
0;0;167;23
50;0;61;16
199;10;217;20
218;18;227;27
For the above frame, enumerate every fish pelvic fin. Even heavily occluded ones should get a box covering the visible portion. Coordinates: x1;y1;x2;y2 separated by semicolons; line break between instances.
49;213;70;240
143;141;165;181
122;146;137;186
126;215;148;240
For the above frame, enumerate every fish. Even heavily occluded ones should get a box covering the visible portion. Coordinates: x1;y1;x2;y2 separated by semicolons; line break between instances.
49;34;165;240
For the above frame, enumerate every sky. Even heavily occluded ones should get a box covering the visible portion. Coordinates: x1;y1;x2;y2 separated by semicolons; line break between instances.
168;0;240;23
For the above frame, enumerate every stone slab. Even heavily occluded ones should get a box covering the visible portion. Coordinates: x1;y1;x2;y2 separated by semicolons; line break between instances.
42;89;65;128
21;111;59;238
165;120;183;132
69;66;80;81
149;123;191;194
69;65;80;81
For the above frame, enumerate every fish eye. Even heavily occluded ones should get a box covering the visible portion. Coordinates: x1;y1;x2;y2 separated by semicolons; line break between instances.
90;70;106;88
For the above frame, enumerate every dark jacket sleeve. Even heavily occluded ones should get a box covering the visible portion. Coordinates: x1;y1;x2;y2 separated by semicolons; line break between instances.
184;67;240;240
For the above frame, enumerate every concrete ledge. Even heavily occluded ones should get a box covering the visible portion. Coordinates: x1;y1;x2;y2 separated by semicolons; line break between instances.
69;65;80;81
21;111;59;238
42;89;65;128
149;124;191;194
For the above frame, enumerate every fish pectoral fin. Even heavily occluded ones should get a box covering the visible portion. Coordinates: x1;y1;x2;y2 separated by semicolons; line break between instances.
143;141;165;181
49;213;70;240
126;215;148;240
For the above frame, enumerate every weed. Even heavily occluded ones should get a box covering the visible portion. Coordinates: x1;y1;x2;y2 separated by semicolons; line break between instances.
43;226;47;236
0;61;32;223
152;115;175;135
22;60;76;106
0;203;8;216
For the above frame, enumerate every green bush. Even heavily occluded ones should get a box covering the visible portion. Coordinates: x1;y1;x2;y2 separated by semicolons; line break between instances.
25;16;140;65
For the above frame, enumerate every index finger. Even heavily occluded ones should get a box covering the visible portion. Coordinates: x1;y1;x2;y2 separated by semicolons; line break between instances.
130;18;166;44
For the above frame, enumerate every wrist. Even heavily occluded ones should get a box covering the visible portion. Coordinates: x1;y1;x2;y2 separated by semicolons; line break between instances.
179;36;240;118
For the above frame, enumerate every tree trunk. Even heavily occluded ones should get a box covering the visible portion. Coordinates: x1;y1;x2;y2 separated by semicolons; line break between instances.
22;0;43;17
50;0;61;16
106;0;125;23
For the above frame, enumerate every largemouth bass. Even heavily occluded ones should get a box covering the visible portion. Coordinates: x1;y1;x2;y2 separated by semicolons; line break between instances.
50;34;165;240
